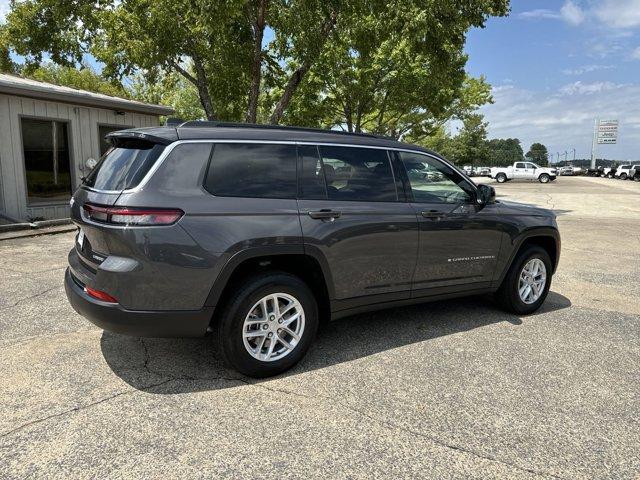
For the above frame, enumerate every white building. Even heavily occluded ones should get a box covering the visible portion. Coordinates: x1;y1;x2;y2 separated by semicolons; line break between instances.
0;73;173;222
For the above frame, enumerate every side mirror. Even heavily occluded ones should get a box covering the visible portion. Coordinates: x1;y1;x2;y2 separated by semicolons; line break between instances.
477;184;496;205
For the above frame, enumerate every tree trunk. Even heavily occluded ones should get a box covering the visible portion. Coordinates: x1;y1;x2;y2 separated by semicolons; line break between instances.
171;57;217;121
269;10;338;125
269;65;310;125
192;55;217;121
246;0;268;123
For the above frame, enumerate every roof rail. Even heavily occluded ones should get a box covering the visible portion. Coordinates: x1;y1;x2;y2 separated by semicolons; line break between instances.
177;121;390;140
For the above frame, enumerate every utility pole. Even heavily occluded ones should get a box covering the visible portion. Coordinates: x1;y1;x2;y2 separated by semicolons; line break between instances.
590;118;598;169
571;148;576;162
563;150;568;162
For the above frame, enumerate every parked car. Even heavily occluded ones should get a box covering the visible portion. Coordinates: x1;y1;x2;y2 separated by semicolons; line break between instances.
615;165;640;180
603;166;617;178
476;166;492;177
632;166;640;182
490;162;557;183
65;122;561;377
559;166;574;176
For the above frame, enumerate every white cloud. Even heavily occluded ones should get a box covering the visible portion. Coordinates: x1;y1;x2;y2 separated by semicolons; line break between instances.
562;64;614;75
560;1;585;26
520;0;640;30
519;1;584;26
558;81;626;95
519;9;562;21
594;0;640;29
481;82;640;161
632;47;640;59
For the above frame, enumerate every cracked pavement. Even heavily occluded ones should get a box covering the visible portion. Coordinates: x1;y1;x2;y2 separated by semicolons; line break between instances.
1;176;639;479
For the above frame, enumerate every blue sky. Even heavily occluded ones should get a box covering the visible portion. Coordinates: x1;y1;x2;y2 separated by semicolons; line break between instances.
2;0;639;160
466;0;640;161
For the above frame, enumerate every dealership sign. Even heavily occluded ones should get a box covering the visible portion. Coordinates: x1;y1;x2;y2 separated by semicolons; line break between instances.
597;119;618;144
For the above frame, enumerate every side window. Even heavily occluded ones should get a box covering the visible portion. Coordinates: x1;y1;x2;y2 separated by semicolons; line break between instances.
515;162;526;169
318;146;397;202
204;143;297;199
525;162;537;169
298;144;327;200
398;151;474;204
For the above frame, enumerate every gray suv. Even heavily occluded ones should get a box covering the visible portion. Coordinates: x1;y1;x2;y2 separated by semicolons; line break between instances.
65;123;560;377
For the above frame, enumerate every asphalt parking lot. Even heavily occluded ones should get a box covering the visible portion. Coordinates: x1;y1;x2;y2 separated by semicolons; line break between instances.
1;176;639;479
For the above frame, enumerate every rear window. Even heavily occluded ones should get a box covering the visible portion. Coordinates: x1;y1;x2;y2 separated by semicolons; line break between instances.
318;146;397;202
83;139;165;191
204;143;297;199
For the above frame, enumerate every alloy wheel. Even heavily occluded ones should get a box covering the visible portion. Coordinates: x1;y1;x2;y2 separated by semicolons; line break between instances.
518;258;547;304
242;293;305;362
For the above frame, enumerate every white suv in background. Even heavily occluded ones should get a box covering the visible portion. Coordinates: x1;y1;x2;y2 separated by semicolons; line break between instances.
615;165;640;180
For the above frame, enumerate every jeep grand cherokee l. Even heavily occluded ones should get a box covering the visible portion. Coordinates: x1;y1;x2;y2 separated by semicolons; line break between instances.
65;122;561;377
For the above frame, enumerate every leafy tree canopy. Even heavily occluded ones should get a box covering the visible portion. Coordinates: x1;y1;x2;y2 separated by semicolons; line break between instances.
1;0;509;129
486;138;524;166
28;63;130;97
525;142;549;166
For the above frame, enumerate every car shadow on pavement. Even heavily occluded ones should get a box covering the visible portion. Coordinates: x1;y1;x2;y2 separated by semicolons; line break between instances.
100;291;571;394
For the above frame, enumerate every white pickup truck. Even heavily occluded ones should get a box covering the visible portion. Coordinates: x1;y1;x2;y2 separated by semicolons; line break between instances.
490;162;557;183
615;165;640;180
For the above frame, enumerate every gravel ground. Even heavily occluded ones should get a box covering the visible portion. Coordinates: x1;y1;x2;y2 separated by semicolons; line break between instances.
0;176;638;479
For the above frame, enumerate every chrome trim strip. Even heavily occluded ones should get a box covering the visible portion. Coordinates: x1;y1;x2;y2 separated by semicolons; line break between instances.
84;139;477;195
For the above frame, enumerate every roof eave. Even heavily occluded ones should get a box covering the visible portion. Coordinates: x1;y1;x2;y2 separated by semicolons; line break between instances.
0;83;174;116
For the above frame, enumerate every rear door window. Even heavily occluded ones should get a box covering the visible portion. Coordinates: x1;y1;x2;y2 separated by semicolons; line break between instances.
204;143;297;199
318;146;397;202
83;139;165;191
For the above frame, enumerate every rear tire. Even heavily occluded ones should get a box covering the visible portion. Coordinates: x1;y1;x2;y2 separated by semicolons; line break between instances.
538;173;550;183
620;173;628;180
495;246;552;315
496;173;507;183
214;272;318;378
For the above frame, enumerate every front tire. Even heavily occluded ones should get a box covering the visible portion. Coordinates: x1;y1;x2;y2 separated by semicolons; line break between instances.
620;173;628;180
496;173;507;183
539;173;550;183
495;246;552;315
215;272;319;378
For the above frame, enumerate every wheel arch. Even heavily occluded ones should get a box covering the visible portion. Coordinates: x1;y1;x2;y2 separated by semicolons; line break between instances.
496;229;560;286
205;246;333;325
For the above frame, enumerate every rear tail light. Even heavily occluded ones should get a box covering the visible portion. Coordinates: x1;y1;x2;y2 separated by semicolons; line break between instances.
83;203;183;226
84;286;118;303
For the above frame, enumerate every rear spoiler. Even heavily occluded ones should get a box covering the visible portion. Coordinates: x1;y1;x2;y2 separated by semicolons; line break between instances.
106;128;178;146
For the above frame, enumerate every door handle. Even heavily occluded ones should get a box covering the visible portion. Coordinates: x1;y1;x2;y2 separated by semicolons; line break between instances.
308;209;341;221
421;210;445;220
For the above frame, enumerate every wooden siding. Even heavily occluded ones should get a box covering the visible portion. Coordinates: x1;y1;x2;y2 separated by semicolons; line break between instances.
0;94;159;221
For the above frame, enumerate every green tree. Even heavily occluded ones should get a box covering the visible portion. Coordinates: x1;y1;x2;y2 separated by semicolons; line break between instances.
450;114;490;166
268;0;506;137
0;24;16;73
1;0;343;123
2;0;509;129
28;63;130;97
130;71;205;121
486;138;524;166
525;142;549;166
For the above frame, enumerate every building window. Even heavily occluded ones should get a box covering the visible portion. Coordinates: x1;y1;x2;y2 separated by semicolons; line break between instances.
21;118;72;205
98;125;127;156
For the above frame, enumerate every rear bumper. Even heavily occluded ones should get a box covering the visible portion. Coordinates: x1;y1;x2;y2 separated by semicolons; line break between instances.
64;268;213;338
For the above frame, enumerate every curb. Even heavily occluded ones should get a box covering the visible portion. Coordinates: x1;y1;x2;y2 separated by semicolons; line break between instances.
0;223;76;241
